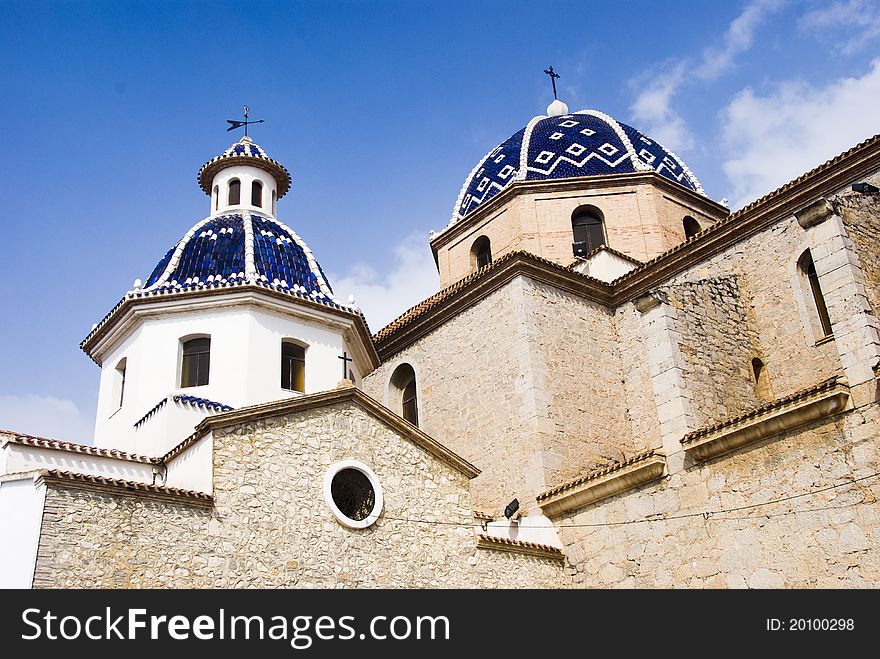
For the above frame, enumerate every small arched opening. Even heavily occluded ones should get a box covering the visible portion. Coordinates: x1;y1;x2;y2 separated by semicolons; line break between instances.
390;363;419;427
571;205;606;256
683;216;701;240
471;236;492;271
228;179;241;206
251;180;263;208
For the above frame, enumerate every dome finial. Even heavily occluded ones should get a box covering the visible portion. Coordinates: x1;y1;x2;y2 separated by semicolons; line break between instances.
543;66;569;116
225;104;264;138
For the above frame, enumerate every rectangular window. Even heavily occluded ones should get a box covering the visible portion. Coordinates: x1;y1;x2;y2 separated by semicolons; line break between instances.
181;338;211;387
281;342;305;392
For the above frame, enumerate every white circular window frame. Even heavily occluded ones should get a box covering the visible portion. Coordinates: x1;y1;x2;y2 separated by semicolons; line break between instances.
323;459;384;529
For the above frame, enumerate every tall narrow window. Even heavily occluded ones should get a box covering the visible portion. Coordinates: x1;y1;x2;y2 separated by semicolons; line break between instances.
115;358;127;409
798;250;833;338
213;185;219;211
472;236;492;271
571;206;606;254
251;180;263;208
281;341;306;392
683;216;701;240
228;179;241;206
390;363;418;427
272;190;277;215
181;337;210;387
752;357;772;401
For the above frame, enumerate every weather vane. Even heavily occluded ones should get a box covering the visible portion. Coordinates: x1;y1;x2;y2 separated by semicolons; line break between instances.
543;66;560;100
226;105;264;137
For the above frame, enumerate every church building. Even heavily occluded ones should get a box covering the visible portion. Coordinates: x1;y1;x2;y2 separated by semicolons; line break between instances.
2;91;879;588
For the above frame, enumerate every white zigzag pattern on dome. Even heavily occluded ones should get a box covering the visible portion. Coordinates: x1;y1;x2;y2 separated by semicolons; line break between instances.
141;212;349;307
443;109;706;236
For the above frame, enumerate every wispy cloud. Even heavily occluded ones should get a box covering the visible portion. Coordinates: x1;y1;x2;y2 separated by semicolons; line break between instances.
799;0;880;54
330;233;440;333
0;394;95;444
697;0;786;79
721;58;880;207
630;0;785;152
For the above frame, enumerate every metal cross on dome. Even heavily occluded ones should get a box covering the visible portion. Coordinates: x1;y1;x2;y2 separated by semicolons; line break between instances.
543;66;560;100
226;105;264;137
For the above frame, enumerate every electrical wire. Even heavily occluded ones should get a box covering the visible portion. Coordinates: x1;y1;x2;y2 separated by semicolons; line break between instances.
377;470;880;529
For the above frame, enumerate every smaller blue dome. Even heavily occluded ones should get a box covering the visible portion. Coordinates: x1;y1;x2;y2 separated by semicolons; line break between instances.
142;212;342;308
198;136;292;198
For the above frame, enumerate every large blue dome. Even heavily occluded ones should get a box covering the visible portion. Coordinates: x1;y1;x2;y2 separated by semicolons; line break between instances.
450;109;704;224
141;212;343;308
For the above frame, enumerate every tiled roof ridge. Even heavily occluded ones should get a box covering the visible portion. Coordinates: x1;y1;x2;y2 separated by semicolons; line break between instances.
39;469;211;500
572;243;644;266
172;394;233;412
133;397;169;429
682;376;846;443
1;430;159;464
611;132;880;286
373;250;608;342
475;534;565;558
537;449;658;501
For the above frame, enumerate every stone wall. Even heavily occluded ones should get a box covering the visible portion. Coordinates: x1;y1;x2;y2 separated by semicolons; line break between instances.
836;191;880;319
524;281;636;481
364;276;638;512
33;400;563;588
662;216;841;406
659;275;763;427
558;405;880;588
364;277;548;511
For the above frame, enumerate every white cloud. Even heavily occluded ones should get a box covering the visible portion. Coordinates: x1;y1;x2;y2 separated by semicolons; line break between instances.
330;234;440;333
800;0;880;54
630;62;694;151
697;0;786;79
721;58;880;208
629;0;784;152
0;394;95;445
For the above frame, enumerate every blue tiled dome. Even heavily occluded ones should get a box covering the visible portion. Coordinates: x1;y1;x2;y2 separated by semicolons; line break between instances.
141;212;341;307
450;110;704;225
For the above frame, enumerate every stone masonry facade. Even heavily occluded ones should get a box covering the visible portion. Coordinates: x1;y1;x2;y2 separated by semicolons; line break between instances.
33;400;562;588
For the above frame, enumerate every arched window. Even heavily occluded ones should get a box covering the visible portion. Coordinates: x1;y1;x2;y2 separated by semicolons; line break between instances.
571;206;606;254
228;179;241;206
181;337;210;388
472;236;492;271
114;358;127;409
281;341;306;392
798;250;833;339
272;190;277;215
213;185;219;211
751;357;772;401
683;216;701;240
390;363;418;427
251;180;263;208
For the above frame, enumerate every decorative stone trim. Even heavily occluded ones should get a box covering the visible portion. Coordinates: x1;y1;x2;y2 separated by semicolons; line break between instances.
795;198;835;229
681;376;851;462
537;450;666;518
1;430;159;464
195;386;481;479
475;534;565;562
37;469;212;503
81;283;378;368
472;510;494;521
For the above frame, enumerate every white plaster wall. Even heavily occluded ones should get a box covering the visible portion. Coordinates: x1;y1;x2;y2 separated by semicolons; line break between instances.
131;400;223;457
210;165;277;217
2;443;155;483
574;250;637;283
94;302;361;455
164;433;212;493
0;476;46;588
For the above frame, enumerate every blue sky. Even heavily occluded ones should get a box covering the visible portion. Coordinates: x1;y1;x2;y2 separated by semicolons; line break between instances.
2;0;879;443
